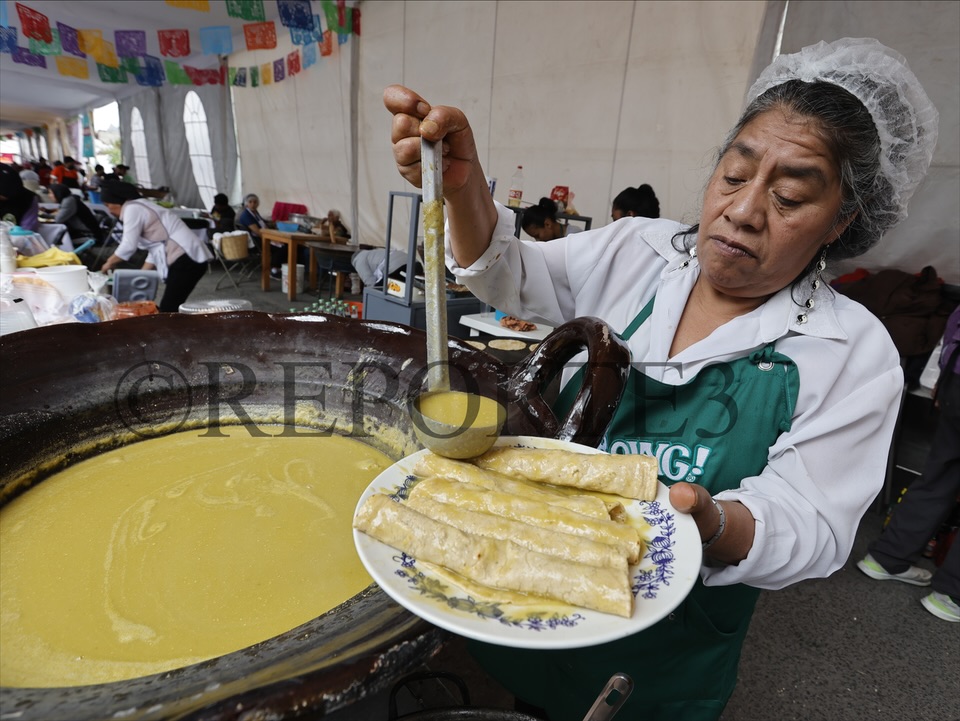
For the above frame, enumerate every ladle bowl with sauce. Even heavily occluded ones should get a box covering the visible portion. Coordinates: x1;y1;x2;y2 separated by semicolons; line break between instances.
411;390;506;459
0;311;629;720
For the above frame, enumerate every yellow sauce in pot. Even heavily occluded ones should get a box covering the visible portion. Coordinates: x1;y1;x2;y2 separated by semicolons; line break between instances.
0;428;392;688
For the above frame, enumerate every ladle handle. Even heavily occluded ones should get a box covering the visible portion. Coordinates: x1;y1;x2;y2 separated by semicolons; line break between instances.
582;672;634;721
421;138;449;392
505;316;631;448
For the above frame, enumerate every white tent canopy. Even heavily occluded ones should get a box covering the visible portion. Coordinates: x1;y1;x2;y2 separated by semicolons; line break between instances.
1;1;957;282
0;0;273;126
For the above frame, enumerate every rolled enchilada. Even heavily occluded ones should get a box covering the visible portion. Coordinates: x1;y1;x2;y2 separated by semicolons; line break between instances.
354;494;633;617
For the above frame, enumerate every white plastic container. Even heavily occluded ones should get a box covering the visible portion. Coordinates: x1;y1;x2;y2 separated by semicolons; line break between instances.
0;227;17;275
0;297;38;335
281;263;306;294
179;299;254;314
507;165;524;208
33;266;90;301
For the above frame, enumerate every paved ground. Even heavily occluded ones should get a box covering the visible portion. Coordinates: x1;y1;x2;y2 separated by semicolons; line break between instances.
177;258;361;314
182;265;960;721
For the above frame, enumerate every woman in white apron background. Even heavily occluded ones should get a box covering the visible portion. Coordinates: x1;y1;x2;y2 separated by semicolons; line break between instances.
100;182;213;312
385;38;939;720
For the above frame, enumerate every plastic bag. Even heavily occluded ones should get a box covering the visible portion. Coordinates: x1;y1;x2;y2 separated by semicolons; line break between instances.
70;292;118;323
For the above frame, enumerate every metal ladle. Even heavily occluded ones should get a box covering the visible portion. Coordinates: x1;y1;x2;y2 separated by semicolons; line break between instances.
411;139;504;459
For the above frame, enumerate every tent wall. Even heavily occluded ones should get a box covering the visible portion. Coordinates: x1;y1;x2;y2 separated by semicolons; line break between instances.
356;0;768;247
228;0;766;246
771;0;959;283
119;83;239;211
227;0;956;282
229;35;356;227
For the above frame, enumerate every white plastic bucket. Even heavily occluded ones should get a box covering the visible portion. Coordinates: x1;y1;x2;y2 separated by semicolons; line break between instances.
281;263;305;294
32;266;89;301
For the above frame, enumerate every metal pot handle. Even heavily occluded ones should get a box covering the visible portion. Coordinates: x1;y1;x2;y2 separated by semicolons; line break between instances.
581;672;634;721
504;316;631;448
388;670;471;720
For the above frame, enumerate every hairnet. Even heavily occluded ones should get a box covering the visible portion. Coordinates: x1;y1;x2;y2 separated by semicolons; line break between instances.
747;37;939;226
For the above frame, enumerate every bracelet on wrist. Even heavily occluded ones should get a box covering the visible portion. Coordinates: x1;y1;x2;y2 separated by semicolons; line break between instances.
702;497;726;551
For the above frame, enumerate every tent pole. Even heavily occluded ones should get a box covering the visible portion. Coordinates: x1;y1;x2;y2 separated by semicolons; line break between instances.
220;55;229;197
349;13;360;243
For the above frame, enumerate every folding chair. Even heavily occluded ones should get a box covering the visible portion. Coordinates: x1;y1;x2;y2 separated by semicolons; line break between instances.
212;231;258;292
91;213;121;269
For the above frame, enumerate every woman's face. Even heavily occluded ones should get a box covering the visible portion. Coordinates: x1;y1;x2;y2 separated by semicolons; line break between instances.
697;108;853;301
245;196;259;211
525;219;563;242
104;202;123;218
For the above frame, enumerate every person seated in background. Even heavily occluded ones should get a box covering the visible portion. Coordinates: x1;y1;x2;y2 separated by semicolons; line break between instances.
35;158;51;188
0;163;40;231
520;197;581;241
611;183;660;220
209;193;237;235
50;157;84;190
237;192;282;277
112;164;135;185
317;209;351;242
84;165;106;204
49;184;106;244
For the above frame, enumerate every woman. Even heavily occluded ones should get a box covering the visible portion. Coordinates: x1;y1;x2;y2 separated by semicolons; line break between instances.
384;37;938;719
209;192;237;235
100;182;213;312
0;163;40;231
19;169;45;197
520;196;579;241
84;164;105;205
49;184;105;243
50;156;83;190
237;193;282;278
318;209;351;242
611;183;660;220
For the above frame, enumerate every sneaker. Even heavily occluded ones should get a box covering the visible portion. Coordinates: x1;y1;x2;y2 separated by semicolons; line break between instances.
856;553;932;586
270;268;282;280
921;592;960;622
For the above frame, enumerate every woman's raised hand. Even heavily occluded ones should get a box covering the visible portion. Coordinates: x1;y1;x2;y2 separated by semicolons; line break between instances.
383;85;481;196
383;85;498;268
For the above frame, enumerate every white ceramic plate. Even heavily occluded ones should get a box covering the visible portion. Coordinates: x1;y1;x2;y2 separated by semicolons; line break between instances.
353;436;701;650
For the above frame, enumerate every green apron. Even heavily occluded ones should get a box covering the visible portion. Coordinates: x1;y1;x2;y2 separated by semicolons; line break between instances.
470;296;799;721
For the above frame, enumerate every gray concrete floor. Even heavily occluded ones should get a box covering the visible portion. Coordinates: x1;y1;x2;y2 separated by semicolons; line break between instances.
178;257;357;314
183;266;959;721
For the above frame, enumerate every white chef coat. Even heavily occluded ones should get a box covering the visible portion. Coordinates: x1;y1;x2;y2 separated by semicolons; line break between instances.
447;202;903;590
115;199;213;280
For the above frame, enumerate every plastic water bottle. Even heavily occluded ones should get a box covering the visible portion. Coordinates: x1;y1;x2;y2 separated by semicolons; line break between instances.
0;226;17;275
507;166;524;208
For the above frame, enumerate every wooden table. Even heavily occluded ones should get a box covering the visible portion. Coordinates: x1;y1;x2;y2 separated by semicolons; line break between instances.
260;228;370;301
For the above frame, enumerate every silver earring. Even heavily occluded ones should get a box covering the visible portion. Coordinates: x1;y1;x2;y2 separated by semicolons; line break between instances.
796;246;828;325
679;245;697;269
